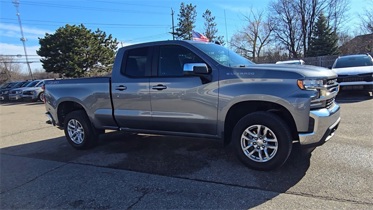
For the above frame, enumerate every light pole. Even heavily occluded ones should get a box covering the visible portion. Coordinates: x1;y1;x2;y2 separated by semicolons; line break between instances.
12;0;33;80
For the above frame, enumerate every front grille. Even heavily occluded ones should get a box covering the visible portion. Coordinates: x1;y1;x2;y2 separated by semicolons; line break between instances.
326;98;335;109
325;78;339;93
311;96;336;110
22;91;33;95
337;74;373;83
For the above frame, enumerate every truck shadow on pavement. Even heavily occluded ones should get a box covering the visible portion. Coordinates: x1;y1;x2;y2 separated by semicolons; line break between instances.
1;131;311;203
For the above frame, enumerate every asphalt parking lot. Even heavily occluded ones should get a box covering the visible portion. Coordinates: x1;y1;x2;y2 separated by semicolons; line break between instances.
1;92;372;209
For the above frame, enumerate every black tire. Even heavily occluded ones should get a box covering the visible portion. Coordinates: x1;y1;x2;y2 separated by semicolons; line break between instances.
63;110;100;150
231;111;292;171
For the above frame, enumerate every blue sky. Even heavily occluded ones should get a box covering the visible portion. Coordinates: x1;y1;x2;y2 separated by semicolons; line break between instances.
0;0;370;72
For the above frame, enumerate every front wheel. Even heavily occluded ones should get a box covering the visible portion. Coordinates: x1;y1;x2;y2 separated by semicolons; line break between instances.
64;110;100;149
232;112;292;171
38;92;44;102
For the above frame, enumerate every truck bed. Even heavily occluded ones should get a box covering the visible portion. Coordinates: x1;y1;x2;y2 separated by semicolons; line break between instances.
45;77;117;129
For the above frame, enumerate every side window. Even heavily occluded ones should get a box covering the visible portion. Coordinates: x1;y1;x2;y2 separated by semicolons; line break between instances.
158;45;204;77
122;47;149;77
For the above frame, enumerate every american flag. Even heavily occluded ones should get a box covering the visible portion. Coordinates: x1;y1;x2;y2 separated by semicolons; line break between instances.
192;30;209;42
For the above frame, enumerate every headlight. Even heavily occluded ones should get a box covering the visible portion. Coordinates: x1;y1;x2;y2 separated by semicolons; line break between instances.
297;79;325;90
3;90;9;94
15;90;22;94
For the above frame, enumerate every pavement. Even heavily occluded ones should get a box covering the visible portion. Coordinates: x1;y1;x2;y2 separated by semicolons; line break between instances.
0;92;372;209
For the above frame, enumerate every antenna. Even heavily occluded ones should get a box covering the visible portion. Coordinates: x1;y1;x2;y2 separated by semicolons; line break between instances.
12;0;33;80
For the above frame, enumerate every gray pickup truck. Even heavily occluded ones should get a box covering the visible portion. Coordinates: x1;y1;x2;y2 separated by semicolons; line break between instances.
45;40;341;170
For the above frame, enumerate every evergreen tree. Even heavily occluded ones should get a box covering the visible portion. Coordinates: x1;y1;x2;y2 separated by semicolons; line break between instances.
37;24;118;78
174;3;197;40
202;9;225;45
307;13;339;57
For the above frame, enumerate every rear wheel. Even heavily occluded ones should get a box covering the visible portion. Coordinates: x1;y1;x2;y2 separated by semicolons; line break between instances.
64;110;101;149
232;112;292;171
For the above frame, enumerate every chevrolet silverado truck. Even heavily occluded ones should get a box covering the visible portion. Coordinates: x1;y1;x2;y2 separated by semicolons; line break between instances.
44;40;341;170
331;54;373;93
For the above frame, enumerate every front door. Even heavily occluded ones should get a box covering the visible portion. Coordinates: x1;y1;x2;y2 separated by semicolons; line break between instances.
149;45;218;135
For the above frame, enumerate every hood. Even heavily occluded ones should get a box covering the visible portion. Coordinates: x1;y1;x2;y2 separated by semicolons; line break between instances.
251;64;337;78
10;87;29;92
332;66;373;75
22;87;42;91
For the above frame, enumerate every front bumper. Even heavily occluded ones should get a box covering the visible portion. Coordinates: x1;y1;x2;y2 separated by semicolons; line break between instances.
22;95;38;100
9;94;23;101
299;103;341;146
0;95;8;101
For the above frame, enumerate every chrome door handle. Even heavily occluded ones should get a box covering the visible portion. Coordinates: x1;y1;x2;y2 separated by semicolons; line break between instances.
152;84;167;90
116;85;127;91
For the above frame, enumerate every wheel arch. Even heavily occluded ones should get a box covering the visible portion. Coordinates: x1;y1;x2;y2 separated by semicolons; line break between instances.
223;101;298;146
57;101;86;127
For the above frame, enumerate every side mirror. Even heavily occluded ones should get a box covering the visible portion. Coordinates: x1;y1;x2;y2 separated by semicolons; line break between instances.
183;63;209;74
328;66;332;69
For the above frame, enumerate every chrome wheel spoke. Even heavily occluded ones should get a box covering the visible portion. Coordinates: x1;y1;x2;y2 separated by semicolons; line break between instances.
267;145;277;150
240;124;278;163
243;143;253;151
263;127;270;136
258;150;263;161
245;129;258;138
248;149;256;156
67;119;84;145
264;137;277;142
264;148;270;159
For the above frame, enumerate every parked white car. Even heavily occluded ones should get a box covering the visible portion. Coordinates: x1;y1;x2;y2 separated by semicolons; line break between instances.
8;80;42;101
331;54;373;92
21;80;46;102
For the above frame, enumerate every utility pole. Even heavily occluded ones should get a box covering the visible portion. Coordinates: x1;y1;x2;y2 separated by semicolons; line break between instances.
171;8;175;40
12;0;33;80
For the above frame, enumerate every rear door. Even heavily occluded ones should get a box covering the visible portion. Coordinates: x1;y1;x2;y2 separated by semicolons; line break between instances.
111;46;153;130
149;44;218;135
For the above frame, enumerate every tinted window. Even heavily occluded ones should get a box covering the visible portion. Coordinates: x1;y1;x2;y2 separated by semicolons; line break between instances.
122;47;149;77
158;45;204;77
334;56;373;68
21;82;30;87
15;82;27;88
5;83;15;88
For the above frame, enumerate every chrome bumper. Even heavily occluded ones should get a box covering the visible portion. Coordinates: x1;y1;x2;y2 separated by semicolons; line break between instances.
299;103;341;146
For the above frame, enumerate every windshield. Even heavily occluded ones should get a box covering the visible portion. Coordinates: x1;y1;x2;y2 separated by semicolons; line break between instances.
20;81;31;87
333;56;373;68
26;80;40;87
14;82;27;88
4;82;17;88
192;43;255;67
